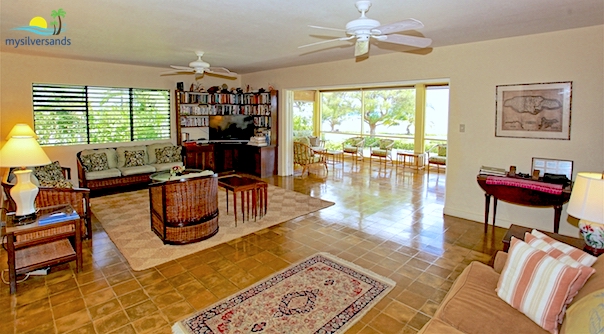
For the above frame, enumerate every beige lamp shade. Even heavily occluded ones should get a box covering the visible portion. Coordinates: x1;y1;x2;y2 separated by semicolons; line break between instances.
567;172;604;223
0;136;51;167
6;123;38;139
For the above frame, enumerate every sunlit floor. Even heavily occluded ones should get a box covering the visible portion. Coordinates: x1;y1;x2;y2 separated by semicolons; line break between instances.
0;159;507;334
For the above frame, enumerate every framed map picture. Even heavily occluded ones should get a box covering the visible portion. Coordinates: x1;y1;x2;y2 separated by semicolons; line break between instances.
495;81;572;139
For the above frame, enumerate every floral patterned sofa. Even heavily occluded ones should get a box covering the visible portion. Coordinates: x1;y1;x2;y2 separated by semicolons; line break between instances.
77;142;183;193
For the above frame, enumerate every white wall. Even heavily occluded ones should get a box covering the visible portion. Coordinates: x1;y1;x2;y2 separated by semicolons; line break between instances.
241;25;604;236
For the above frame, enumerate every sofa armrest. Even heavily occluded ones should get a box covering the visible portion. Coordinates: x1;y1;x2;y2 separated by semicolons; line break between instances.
493;251;508;273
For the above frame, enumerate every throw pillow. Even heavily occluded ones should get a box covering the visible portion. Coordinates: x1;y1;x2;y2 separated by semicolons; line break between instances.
33;161;73;188
560;288;604;334
530;230;597;266
80;152;110;172
155;146;182;164
525;233;596;322
497;237;582;334
124;150;146;167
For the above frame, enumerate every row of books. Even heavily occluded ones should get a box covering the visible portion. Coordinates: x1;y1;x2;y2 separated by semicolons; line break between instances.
479;166;507;176
248;136;268;147
180;104;272;116
178;92;272;105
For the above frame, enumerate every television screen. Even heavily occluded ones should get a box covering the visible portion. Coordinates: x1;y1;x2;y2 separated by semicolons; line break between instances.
209;115;256;142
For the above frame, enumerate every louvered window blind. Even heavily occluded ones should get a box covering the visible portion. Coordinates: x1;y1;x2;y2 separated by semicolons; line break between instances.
32;84;170;145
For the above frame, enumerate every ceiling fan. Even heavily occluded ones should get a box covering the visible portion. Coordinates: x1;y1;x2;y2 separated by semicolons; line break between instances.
161;51;238;78
299;0;431;57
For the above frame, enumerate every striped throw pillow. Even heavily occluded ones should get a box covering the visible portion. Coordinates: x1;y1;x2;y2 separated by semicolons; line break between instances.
531;230;597;266
497;237;581;334
525;233;596;322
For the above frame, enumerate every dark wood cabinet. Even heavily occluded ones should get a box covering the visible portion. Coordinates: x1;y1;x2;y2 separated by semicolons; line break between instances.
183;144;215;170
184;144;276;178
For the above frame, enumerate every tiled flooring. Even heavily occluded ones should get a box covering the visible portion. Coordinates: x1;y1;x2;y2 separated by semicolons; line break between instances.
0;160;507;334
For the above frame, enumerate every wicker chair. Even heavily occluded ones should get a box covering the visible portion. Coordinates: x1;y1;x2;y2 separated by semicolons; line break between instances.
1;167;92;240
342;137;365;166
370;139;395;169
293;141;327;177
149;173;219;245
427;144;447;174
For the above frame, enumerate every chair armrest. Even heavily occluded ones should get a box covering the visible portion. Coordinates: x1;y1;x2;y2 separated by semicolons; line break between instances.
493;251;508;274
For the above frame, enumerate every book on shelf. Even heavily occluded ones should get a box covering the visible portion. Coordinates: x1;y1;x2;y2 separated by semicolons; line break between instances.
479;166;507;176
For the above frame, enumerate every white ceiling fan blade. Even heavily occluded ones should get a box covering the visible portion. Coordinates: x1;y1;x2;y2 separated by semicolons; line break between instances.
373;19;424;35
170;65;195;71
206;67;238;78
354;40;370;57
308;25;347;32
380;34;432;48
161;69;193;76
299;36;355;49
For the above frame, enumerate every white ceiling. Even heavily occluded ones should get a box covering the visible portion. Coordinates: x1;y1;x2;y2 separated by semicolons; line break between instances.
1;0;602;75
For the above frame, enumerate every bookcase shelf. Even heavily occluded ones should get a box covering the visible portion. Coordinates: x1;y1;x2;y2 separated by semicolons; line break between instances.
175;89;278;145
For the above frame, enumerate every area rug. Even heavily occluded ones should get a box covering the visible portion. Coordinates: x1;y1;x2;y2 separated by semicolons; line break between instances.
173;252;395;334
90;184;334;271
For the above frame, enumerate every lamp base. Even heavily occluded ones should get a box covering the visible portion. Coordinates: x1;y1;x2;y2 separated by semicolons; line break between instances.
13;212;38;226
578;220;604;255
584;244;604;257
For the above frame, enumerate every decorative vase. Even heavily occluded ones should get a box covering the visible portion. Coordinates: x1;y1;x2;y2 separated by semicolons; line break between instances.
578;220;604;251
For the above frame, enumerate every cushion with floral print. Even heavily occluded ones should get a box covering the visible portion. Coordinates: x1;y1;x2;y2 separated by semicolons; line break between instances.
33;161;73;188
80;152;110;172
124;150;146;167
155;146;182;164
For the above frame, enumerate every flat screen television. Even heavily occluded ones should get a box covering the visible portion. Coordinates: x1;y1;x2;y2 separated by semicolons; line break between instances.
209;115;256;142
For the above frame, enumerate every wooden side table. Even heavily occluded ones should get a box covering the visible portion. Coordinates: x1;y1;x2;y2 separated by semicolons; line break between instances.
501;224;598;255
396;151;424;170
218;176;267;226
3;204;82;294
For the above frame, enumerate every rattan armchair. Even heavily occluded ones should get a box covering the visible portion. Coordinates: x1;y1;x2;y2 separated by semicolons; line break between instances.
293;141;327;177
149;173;219;245
370;139;395;169
426;144;447;174
342;136;365;165
1;167;92;240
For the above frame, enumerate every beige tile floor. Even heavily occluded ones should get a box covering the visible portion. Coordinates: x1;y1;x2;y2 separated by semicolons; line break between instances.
0;160;507;334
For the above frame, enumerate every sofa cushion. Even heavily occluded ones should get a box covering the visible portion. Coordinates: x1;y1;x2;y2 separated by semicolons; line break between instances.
570;255;604;308
560;288;604;334
530;230;597;266
124;150;146;167
525;233;596;312
116;146;148;168
497;238;582;334
147;142;176;164
436;261;547;334
119;165;155;176
33;161;73;188
155;146;182;164
80;152;110;172
85;168;121;181
81;148;118;169
150;161;184;172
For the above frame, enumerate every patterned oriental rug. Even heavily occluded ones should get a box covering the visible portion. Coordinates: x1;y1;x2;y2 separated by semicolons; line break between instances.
90;185;334;271
173;253;396;334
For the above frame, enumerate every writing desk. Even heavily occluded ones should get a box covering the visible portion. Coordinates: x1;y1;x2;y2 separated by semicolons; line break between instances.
476;174;571;233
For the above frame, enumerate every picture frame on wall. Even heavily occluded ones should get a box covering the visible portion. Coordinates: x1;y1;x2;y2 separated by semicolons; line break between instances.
495;81;572;140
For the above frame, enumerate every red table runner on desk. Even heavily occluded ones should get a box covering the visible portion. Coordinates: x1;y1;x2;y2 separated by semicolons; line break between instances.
485;176;564;195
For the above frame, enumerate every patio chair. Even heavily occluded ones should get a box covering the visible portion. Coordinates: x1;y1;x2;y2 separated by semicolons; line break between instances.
293;141;327;177
342;137;365;165
370;139;395;169
426;144;447;174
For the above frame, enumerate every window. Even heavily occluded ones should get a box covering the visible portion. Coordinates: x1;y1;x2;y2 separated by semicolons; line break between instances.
33;84;170;146
424;85;449;147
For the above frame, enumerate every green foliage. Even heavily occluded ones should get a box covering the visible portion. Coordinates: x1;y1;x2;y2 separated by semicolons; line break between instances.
363;89;415;136
321;91;361;131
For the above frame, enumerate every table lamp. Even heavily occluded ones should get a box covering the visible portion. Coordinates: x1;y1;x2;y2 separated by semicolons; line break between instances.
567;172;604;255
0;126;51;221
